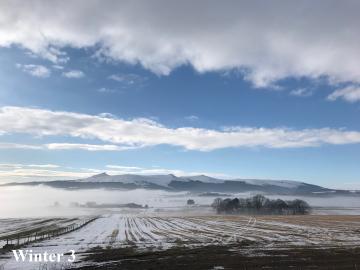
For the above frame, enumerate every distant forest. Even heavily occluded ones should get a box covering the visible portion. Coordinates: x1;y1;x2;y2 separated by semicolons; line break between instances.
212;195;311;215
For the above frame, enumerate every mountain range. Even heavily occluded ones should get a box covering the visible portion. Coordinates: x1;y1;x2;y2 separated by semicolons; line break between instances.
3;173;358;196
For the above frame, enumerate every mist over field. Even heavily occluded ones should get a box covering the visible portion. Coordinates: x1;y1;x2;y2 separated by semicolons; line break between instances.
1;185;360;218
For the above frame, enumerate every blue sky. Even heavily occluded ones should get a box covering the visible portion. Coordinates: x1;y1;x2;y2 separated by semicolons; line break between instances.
0;1;360;189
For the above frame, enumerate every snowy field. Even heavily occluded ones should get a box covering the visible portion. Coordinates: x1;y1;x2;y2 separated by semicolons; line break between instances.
1;213;360;269
1;185;360;269
0;217;91;248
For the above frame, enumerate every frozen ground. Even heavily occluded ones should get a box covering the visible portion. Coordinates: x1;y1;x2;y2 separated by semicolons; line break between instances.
0;217;90;248
1;186;360;269
1;213;360;269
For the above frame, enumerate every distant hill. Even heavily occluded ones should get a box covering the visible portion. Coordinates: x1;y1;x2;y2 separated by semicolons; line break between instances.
3;173;359;196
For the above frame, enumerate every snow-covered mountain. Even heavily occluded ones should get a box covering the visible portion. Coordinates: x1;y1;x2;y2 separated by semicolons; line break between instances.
79;173;301;188
78;173;178;188
179;175;224;184
5;172;356;195
73;173;329;195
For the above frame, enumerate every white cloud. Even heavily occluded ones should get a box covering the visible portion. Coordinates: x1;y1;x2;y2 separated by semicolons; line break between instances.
27;164;60;168
106;165;143;170
97;87;116;94
0;142;134;151
1;106;360;151
0;163;59;169
45;143;133;151
21;46;69;64
1;1;360;87
0;163;72;182
327;85;360;103
0;142;43;150
62;70;85;78
52;65;64;70
16;64;50;78
185;115;199;121
108;74;147;88
0;168;91;182
290;88;313;97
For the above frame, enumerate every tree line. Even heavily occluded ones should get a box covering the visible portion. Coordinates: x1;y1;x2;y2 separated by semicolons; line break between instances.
212;194;311;215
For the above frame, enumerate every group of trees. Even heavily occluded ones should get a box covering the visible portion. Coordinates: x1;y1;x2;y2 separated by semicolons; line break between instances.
212;194;311;215
187;199;195;205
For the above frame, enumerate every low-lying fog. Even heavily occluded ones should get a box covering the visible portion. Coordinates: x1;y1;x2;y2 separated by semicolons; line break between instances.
1;185;360;218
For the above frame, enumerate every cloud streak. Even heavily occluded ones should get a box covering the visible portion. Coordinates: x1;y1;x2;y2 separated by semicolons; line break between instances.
0;142;132;151
109;73;147;88
62;70;85;78
45;143;134;151
328;86;360;103
0;168;91;181
0;163;59;169
0;163;88;182
290;88;313;98
16;64;50;78
1;1;360;87
1;106;360;151
0;142;43;150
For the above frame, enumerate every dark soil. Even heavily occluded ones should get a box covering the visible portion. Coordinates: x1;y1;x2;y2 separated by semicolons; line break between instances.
72;244;360;270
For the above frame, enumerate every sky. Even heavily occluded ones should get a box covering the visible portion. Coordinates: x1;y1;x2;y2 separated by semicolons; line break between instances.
0;0;359;189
